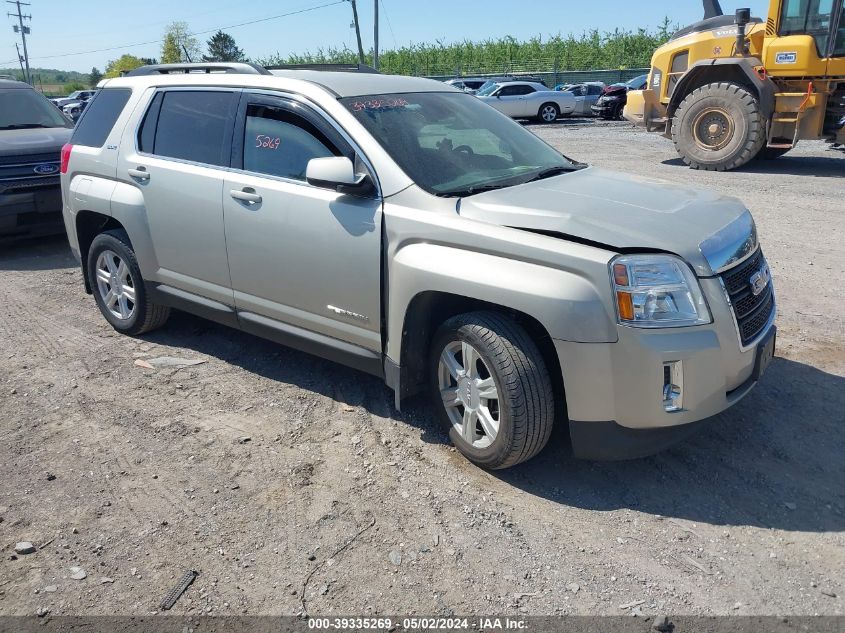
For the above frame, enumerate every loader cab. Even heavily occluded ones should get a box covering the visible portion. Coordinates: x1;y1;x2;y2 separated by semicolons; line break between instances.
768;0;845;75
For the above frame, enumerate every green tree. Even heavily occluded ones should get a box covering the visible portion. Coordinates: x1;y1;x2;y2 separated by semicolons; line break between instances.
63;81;86;93
203;30;245;62
88;67;103;87
161;21;200;63
104;54;146;78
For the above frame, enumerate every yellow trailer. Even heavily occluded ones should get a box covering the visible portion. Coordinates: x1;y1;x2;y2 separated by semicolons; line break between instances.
625;0;845;170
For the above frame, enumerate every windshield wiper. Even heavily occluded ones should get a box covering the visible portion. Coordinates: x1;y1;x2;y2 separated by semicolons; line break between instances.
520;165;582;184
0;123;53;130
434;182;517;198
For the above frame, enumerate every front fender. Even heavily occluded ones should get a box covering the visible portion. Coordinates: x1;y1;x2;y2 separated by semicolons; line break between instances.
386;242;618;363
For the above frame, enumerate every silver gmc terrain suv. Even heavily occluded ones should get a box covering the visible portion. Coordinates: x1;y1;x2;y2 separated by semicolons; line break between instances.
61;63;776;469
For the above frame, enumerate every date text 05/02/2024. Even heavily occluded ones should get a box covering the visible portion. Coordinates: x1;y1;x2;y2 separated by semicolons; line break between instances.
307;617;528;630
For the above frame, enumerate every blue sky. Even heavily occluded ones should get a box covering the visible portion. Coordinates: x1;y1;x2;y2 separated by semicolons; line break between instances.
2;0;770;73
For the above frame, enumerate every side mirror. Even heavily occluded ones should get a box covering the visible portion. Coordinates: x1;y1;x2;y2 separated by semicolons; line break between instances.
306;156;374;196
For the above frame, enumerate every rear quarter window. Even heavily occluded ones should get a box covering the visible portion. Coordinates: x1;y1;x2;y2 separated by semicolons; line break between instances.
140;90;237;166
71;88;132;148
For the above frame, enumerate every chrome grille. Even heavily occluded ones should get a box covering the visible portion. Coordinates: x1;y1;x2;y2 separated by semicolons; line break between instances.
719;248;775;346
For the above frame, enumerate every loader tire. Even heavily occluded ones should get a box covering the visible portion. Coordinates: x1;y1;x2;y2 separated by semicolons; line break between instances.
672;82;766;171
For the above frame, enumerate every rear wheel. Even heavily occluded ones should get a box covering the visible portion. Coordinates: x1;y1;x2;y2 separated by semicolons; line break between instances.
87;230;170;336
429;312;554;470
537;102;560;123
672;82;766;171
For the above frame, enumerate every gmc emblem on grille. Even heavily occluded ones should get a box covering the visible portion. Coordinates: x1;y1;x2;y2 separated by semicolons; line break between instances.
33;163;59;175
749;264;770;296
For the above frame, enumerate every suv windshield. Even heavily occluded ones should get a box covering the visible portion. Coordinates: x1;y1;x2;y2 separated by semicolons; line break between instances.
342;92;580;197
0;88;71;130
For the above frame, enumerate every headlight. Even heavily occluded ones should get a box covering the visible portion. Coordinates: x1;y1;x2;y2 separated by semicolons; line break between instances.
610;254;711;328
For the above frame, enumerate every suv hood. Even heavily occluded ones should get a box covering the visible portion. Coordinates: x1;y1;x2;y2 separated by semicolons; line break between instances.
457;166;749;276
0;127;73;157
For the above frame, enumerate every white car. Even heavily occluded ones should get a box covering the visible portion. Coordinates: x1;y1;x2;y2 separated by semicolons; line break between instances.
476;81;575;122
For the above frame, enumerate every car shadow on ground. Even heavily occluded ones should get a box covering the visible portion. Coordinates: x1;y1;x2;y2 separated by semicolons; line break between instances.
493;356;845;533
147;310;844;534
0;235;76;271
661;153;845;177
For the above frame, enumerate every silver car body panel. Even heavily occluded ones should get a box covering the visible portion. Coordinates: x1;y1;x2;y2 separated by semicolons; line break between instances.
477;81;576;119
61;70;775;444
457;167;748;276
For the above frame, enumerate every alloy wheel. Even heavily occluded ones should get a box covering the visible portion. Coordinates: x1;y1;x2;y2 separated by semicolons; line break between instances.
437;340;501;449
94;250;136;320
541;105;558;122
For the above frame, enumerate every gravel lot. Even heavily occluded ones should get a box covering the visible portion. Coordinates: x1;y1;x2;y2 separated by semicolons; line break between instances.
1;121;843;618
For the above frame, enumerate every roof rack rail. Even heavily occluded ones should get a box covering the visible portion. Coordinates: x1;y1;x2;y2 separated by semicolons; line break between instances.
266;63;380;74
124;62;271;77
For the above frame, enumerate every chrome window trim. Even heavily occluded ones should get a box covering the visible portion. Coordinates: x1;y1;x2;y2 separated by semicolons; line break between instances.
698;210;759;275
130;85;382;199
236;88;382;199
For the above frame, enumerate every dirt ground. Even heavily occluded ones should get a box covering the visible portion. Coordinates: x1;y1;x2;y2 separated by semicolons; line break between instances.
1;121;843;618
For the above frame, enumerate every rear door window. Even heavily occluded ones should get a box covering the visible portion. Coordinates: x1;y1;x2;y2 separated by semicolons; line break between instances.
71;88;131;147
140;90;238;166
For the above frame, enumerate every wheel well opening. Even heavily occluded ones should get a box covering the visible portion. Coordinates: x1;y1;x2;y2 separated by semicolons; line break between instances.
670;65;757;117
398;291;567;422
75;211;126;293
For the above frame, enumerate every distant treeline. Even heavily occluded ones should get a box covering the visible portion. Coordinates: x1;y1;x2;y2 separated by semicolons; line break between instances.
0;67;87;84
259;23;674;76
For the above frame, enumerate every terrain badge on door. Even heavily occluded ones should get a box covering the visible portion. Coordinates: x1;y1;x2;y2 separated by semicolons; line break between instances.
327;305;369;322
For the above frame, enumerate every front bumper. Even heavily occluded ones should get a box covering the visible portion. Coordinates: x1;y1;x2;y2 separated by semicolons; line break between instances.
591;100;621;117
0;180;65;240
557;276;775;460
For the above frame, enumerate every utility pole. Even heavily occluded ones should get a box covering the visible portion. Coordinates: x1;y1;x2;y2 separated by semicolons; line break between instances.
373;0;379;71
14;42;24;81
348;0;365;66
7;0;31;84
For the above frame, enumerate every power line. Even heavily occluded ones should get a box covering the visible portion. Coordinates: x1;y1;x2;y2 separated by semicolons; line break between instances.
1;0;345;65
380;0;398;49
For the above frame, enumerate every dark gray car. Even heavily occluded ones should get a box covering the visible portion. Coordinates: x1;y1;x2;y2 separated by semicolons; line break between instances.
0;79;73;240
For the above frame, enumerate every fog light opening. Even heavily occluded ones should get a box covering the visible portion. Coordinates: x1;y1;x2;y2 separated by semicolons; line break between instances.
662;361;684;412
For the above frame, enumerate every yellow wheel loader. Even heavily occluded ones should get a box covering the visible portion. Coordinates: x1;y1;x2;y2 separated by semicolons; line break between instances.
625;0;845;170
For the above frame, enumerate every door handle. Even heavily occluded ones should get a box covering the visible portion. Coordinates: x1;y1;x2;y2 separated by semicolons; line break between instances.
128;167;149;180
230;188;262;204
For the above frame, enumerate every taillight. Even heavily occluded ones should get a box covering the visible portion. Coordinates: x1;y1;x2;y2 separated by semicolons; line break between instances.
60;143;73;174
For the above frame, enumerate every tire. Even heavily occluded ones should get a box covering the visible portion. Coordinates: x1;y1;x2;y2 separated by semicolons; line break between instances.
612;102;624;120
672;82;766;171
87;229;170;335
754;146;790;160
429;311;554;470
537;102;560;123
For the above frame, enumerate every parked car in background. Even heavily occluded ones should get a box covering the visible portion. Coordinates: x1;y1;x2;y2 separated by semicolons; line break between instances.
476;75;547;94
52;89;97;109
0;78;73;240
591;74;648;120
444;78;487;94
63;99;89;123
476;81;575;122
564;82;606;116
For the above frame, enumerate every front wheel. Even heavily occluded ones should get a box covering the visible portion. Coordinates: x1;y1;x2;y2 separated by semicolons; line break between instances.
429;312;555;470
671;81;766;171
537;102;560;123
